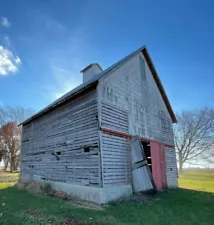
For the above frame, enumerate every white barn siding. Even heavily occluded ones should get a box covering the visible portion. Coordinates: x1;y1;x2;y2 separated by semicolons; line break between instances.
20;89;102;187
101;133;131;187
165;148;178;188
98;52;174;146
97;52;177;187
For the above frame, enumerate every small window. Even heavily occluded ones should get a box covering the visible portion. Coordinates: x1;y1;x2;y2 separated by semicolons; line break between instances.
84;146;90;152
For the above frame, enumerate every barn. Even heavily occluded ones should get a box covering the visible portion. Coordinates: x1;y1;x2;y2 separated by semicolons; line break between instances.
20;46;178;204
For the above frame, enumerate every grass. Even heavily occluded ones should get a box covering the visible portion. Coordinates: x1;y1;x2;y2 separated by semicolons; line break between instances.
0;171;213;224
0;171;20;176
179;169;214;192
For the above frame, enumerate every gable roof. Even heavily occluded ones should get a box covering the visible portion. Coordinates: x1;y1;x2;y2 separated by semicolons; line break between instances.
21;46;177;125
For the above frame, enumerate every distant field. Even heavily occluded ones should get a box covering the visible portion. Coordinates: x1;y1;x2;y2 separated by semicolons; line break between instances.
179;169;214;192
0;171;19;183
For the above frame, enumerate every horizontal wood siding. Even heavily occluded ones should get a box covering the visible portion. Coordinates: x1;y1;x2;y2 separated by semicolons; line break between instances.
99;101;131;187
101;101;128;133
21;90;101;186
101;132;131;187
165;147;178;188
98;52;174;146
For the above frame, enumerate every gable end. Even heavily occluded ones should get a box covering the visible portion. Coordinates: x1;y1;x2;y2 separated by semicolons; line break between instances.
142;48;177;123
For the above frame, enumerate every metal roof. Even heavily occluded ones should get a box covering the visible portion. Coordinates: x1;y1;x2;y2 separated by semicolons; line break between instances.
20;45;177;125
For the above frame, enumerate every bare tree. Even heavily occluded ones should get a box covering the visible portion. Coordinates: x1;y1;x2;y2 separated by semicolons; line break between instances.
0;106;34;125
201;145;214;165
0;106;34;171
174;108;214;173
0;108;7;127
7;106;34;124
0;122;21;172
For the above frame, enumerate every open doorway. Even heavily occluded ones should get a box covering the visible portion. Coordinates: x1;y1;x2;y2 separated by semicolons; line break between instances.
141;141;152;172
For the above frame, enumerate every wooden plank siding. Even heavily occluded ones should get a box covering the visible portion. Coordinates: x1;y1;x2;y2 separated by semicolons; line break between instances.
96;51;177;189
131;136;155;192
165;147;178;188
20;90;102;187
97;52;175;146
101;132;131;187
100;101;129;133
99;102;131;187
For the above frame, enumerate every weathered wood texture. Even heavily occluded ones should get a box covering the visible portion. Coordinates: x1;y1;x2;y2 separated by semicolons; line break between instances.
97;52;177;188
165;147;178;188
101;101;128;133
99;102;131;187
101;132;131;187
98;52;174;146
21;90;101;186
131;136;155;192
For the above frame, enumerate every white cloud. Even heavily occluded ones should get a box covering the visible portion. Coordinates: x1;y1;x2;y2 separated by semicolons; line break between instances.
0;17;10;28
0;45;21;76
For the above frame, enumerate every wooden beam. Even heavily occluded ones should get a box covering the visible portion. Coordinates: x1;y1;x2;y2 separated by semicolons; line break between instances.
100;127;175;148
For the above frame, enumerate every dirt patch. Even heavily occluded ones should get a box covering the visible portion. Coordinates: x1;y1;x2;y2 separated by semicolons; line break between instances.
61;217;101;225
67;198;103;211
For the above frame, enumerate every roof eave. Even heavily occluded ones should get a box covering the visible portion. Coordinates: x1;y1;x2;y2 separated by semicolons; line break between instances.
20;80;98;126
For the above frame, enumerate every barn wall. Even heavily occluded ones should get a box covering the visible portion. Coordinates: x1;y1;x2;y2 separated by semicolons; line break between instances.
101;132;131;187
98;52;174;146
97;100;131;187
20;89;101;187
165;147;178;188
97;51;177;188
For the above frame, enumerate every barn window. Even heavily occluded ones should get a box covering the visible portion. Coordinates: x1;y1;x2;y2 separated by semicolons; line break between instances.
84;146;90;152
139;56;146;80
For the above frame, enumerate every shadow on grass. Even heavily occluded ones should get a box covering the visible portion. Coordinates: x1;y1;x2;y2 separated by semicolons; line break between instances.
0;186;213;225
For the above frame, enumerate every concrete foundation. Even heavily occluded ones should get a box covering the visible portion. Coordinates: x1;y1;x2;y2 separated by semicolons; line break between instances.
50;182;133;204
20;175;132;204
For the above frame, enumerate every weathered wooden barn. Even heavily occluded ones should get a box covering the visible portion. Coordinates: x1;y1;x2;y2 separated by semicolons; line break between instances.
20;46;178;204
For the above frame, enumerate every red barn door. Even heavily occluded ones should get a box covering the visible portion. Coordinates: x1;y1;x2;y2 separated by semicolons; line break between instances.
150;141;167;190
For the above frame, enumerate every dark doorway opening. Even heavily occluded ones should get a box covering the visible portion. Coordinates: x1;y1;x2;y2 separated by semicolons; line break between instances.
141;141;152;172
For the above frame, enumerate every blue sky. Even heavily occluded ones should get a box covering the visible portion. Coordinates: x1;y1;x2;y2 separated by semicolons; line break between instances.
0;0;214;112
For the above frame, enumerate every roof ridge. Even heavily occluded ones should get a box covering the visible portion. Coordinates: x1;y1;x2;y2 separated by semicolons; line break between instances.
20;45;177;125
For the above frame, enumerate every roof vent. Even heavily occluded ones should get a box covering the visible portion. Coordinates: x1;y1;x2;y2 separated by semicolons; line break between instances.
80;63;102;83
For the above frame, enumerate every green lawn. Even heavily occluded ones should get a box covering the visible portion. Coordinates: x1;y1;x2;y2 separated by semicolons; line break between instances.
179;169;214;192
0;171;213;225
